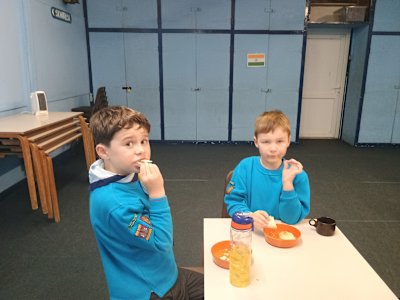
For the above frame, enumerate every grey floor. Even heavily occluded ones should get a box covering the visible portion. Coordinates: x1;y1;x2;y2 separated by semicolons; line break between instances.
0;140;399;299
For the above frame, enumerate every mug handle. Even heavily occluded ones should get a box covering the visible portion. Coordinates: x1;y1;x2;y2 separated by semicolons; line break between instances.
309;218;317;227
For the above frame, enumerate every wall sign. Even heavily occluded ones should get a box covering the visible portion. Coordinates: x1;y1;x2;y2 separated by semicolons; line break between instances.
51;7;72;23
247;53;265;67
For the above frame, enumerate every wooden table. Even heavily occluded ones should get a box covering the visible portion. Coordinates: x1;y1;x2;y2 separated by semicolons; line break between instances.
204;218;397;300
0;112;91;220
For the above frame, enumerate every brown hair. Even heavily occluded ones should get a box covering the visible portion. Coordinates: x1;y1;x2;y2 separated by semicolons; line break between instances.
254;110;291;137
90;106;151;146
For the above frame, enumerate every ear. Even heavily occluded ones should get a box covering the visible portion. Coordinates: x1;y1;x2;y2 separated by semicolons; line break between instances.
253;136;259;148
96;144;109;160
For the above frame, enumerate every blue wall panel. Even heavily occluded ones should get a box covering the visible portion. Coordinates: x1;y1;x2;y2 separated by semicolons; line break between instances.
163;33;230;141
162;0;231;29
358;36;400;143
0;1;29;113
232;34;302;141
235;0;305;30
373;0;400;32
89;32;126;106
125;34;161;139
27;0;89;103
163;34;197;140
87;0;157;29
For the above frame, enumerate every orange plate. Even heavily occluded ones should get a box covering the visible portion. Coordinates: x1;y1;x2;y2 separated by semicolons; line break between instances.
211;240;230;269
263;224;301;248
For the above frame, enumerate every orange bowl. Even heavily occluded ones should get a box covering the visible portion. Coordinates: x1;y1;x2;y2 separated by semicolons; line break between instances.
211;240;230;269
263;224;301;248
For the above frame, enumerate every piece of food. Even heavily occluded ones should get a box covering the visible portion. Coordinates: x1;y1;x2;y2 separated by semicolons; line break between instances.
140;159;152;164
279;230;296;240
266;216;277;229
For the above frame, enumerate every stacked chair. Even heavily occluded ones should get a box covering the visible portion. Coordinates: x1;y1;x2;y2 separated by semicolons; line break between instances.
71;86;108;121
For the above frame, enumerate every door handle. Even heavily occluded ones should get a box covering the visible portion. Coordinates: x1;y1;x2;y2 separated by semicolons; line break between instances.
191;87;201;92
122;86;132;93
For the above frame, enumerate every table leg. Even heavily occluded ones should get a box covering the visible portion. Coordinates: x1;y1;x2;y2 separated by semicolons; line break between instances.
46;155;60;223
40;150;54;220
17;136;38;210
30;143;48;214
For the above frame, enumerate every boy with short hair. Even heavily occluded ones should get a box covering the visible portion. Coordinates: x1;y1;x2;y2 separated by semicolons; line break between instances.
89;106;203;300
224;110;310;230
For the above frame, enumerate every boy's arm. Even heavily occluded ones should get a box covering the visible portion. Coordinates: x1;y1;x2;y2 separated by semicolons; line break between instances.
224;165;252;216
108;163;174;252
279;170;310;224
107;196;174;252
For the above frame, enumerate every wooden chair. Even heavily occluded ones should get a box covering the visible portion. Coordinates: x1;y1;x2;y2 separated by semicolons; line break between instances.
222;170;233;218
79;116;96;170
181;266;204;274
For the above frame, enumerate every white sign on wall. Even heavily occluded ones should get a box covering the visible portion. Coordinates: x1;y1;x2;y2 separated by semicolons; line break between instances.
51;7;71;23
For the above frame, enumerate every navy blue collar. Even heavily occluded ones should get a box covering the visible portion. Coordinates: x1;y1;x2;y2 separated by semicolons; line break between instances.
89;173;139;191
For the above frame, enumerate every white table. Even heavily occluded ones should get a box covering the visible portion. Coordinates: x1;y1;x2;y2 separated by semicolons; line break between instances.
204;218;397;300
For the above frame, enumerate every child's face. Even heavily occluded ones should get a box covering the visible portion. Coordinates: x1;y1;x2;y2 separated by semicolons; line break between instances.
254;127;290;170
100;124;151;175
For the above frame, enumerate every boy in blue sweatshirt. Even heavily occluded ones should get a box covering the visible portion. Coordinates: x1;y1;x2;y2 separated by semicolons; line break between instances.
89;106;203;300
224;110;310;230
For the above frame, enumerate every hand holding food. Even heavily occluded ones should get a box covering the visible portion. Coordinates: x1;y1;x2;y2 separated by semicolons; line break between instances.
249;210;271;231
138;160;165;199
266;215;277;229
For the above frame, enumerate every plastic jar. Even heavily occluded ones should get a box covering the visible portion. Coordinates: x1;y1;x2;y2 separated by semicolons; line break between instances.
229;212;253;287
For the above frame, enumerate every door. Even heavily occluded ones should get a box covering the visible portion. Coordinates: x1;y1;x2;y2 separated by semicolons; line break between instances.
300;28;350;138
89;32;161;139
163;33;230;141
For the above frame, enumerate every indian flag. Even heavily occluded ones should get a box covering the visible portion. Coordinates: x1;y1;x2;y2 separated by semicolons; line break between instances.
247;53;265;67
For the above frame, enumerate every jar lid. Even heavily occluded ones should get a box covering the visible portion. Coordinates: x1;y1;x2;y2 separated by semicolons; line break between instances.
231;212;253;230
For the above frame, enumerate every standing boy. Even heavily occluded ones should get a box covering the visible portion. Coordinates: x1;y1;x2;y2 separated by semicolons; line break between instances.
224;110;310;230
89;106;203;299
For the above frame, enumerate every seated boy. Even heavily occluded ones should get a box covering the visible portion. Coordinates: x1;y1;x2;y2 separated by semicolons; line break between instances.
88;106;203;299
224;110;310;230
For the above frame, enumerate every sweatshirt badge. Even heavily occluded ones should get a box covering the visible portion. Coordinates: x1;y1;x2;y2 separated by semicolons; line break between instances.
225;181;234;195
140;215;152;226
135;224;152;240
128;214;138;230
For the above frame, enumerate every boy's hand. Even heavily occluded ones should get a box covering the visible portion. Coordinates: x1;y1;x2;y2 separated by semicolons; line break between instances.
139;162;165;199
249;210;275;231
282;159;303;191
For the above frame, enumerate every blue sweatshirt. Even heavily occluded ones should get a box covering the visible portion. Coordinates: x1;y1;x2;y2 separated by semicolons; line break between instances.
224;156;310;224
89;160;178;300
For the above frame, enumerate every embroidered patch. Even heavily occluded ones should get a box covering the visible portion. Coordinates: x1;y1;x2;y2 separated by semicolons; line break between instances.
135;224;152;240
128;214;138;230
140;215;151;226
225;181;234;195
226;186;234;194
